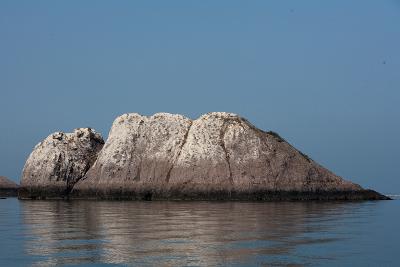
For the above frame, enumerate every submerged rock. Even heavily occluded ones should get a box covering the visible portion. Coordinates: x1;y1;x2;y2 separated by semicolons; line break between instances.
67;112;388;200
19;128;104;199
0;176;19;197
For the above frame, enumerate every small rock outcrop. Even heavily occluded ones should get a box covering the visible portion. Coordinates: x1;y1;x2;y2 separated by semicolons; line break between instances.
19;113;388;200
0;176;19;197
19;128;104;199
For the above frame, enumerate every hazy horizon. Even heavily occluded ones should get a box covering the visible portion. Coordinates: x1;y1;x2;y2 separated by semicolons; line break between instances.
1;1;399;193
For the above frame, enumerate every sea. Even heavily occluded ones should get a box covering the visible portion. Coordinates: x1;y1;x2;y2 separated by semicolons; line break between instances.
0;197;399;267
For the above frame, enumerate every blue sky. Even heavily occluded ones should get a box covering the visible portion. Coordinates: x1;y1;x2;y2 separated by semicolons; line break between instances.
1;1;399;193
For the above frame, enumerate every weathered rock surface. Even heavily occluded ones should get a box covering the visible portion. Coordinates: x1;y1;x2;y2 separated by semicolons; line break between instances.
0;176;19;197
19;128;104;199
66;112;388;200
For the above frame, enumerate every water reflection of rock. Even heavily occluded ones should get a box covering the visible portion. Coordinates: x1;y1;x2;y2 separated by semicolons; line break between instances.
21;201;364;266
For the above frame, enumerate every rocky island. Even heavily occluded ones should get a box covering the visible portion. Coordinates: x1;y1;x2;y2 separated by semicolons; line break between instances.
19;112;389;200
0;176;19;197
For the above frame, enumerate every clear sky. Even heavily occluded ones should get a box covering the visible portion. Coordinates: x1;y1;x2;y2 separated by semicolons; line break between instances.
1;1;399;193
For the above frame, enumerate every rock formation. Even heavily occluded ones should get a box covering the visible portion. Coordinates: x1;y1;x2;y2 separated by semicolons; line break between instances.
19;128;104;199
19;112;389;200
0;176;19;197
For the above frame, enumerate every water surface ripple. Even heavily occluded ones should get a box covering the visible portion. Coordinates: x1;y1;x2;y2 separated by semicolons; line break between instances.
0;199;399;266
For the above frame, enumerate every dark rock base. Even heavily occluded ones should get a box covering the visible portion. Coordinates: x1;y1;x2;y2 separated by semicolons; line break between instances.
19;187;390;201
18;186;70;200
0;188;19;197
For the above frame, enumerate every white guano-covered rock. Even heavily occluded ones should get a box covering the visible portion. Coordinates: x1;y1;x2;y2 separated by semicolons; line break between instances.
70;112;377;200
20;128;104;198
74;113;192;195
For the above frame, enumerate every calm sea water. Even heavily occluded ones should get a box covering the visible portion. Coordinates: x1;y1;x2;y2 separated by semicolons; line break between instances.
0;198;399;267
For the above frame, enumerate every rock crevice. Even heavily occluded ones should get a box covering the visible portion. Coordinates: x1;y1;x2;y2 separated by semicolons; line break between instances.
165;120;193;184
219;120;233;186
